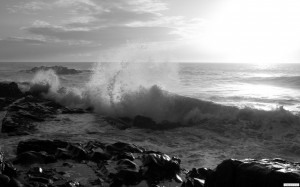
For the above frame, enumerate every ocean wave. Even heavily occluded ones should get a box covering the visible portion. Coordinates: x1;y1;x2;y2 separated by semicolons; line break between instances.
243;75;300;88
209;95;300;105
26;63;300;133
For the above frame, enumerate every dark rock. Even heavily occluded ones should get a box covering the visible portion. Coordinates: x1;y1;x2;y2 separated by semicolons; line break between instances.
0;82;23;98
114;159;141;186
28;175;53;184
175;174;183;183
103;116;131;130
106;142;143;154
0;174;10;185
2;162;18;177
142;153;181;184
182;179;194;187
21;66;89;75
28;167;43;175
1;96;61;135
115;152;135;161
205;159;300;187
194;178;204;187
90;148;111;162
133;115;157;129
66;143;88;161
13;151;56;165
17;139;68;155
55;148;72;160
8;178;24;187
197;168;213;180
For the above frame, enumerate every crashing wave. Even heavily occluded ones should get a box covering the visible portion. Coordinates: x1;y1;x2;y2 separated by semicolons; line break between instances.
26;62;300;133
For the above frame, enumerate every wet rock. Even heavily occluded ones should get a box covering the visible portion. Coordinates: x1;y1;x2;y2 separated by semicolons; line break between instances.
55;148;72;160
17;139;68;155
1;96;58;135
2;162;18;177
205;159;300;187
28;175;53;184
114;159;141;185
104;117;131;130
194;178;205;187
175;174;183;183
8;178;24;187
0;82;23;98
133;115;157;129
115;152;135;161
21;66;89;75
66;143;89;161
90;148;111;162
197;168;213;180
13;151;56;165
106;142;143;154
0;174;10;185
142;153;181;184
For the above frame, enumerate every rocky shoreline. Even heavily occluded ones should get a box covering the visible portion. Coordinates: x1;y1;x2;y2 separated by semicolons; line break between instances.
1;82;300;187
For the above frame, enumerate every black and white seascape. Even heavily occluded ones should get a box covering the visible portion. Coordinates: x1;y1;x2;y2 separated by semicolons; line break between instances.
1;1;300;187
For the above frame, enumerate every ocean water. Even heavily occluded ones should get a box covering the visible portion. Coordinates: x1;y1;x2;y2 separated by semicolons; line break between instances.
1;62;300;113
0;62;300;169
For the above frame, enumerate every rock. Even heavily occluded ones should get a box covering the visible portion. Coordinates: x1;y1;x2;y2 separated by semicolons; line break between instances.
0;174;10;185
106;142;143;154
133;115;157;129
0;82;23;98
175;174;183;183
21;66;89;75
13;151;56;165
142;153;181;184
114;159;141;186
66;143;89;161
2;162;18;177
194;178;204;187
115;152;135;161
205;159;300;187
55;148;72;160
1;96;60;135
17;139;68;155
8;178;24;187
103;117;131;130
28;175;53;184
182;179;193;187
90;148;111;162
197;168;213;180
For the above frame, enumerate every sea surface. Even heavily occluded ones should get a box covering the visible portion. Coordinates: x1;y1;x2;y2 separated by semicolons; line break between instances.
0;62;300;169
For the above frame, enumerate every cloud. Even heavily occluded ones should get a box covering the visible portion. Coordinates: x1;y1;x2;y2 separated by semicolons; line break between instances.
26;23;179;46
0;37;100;61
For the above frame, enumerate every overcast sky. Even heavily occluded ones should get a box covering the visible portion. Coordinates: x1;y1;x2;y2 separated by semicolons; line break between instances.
1;0;300;63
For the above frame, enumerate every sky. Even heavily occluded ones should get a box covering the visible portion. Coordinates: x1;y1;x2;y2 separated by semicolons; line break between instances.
1;0;300;63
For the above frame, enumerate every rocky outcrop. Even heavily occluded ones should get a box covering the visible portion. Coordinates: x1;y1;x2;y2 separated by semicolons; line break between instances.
205;158;300;187
1;95;86;135
0;82;23;98
1;139;183;187
21;66;90;75
1;139;300;187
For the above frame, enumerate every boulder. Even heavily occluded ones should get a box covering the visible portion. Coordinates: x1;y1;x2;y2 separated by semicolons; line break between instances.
133;115;157;129
13;151;56;165
205;159;300;187
0;82;23;98
17;139;68;155
142;153;181;184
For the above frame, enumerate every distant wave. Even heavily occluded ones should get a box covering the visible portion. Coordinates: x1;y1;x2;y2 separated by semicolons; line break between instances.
209;95;300;105
243;75;300;88
20;65;91;75
24;63;300;135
